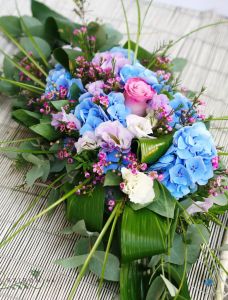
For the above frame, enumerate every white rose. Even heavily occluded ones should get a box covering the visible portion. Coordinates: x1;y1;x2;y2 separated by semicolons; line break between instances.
75;132;98;153
121;167;155;205
126;114;153;138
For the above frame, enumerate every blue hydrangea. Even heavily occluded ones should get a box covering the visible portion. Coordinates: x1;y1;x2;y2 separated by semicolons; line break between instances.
102;149;129;174
150;122;217;199
110;46;135;63
45;64;83;99
74;92;130;134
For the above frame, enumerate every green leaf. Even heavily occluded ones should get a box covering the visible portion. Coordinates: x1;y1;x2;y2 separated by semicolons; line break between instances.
146;276;165;300
89;251;120;282
70;83;81;100
172;58;188;73
60;220;99;237
121;205;170;262
55;254;87;268
66;185;105;232
165;233;185;265
30;123;60;141
147;181;176;218
19;37;51;59
46;189;60;215
123;40;152;62
50;100;69;111
88;22;123;51
20;16;44;37
120;262;145;300
44;17;60;48
3;56;17;79
12;109;41;127
160;275;178;297
73;237;103;255
0;16;21;37
137;134;173;164
26;165;44;186
53;48;82;71
104;171;121;186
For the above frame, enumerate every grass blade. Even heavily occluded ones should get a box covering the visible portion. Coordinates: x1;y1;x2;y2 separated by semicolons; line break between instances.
120;0;131;60
0;76;44;94
134;0;141;63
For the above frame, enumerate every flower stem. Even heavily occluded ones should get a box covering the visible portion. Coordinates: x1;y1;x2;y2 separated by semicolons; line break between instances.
134;0;141;63
68;202;123;300
120;0;131;60
0;137;40;145
0;179;90;249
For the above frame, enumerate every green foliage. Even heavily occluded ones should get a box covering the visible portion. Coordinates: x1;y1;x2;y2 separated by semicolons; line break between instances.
30;123;60;141
121;205;170;262
88;22;123;51
137;134;173;164
60;219;99;237
104;171;122;187
20;16;44;37
19;37;51;59
51;100;69;111
70;82;81;100
0;16;21;37
12;109;41;127
46;189;60;215
123;40;152;61
53;48;83;71
65;185;105;232
146;276;165;300
147;181;176;218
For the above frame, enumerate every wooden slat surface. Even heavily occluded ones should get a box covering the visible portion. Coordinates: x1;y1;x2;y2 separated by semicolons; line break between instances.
0;1;227;299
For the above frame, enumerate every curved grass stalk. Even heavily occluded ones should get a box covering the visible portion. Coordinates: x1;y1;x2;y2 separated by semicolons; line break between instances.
0;148;55;154
0;48;46;88
0;77;44;94
163;20;228;54
3;173;66;240
0;137;40;145
206;116;228;121
16;1;49;68
98;202;123;295
68;202;123;300
218;152;228;156
120;0;131;60
0;179;90;249
134;0;141;63
0;26;48;77
140;1;154;32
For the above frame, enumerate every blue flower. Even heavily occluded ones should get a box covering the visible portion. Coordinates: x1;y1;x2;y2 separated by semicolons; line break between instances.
110;47;135;63
107;92;130;125
102;149;129;173
150;122;217;199
45;64;83;99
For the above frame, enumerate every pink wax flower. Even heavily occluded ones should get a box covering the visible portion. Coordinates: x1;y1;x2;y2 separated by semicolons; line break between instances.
124;78;155;116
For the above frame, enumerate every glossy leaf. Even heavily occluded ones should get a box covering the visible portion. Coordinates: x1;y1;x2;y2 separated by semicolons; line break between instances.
20;16;44;37
66;185;105;232
161;275;178;297
53;48;82;71
51;100;69;111
123;40;152;62
147;181;176;218
0;16;21;37
30;123;60;141
120;262;145;300
104;171;122;186
60;220;99;237
121;205;170;262
137;134;173;164
146;276;165;300
12;109;40;127
19;37;51;59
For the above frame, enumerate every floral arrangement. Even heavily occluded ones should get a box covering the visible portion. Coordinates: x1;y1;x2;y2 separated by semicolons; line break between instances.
0;1;227;299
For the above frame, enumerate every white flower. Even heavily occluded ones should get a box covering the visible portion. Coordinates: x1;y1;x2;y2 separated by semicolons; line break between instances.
121;167;155;205
75;132;98;153
126;114;153;138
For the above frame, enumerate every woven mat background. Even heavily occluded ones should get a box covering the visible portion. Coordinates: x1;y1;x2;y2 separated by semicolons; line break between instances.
0;1;227;299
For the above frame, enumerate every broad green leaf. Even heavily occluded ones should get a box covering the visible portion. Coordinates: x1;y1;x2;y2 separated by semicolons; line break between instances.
137;134;173;164
120;262;145;300
12;109;40;127
121;205;170;262
172;58;188;73
0;80;19;95
26;165;44;186
88;22;123;51
73;237;103;255
19;37;51;59
53;48;83;71
70;82;81;100
51;100;69;111
147;181;176;218
123;40;152;61
20;16;44;37
60;220;99;237
55;254;87;268
104;171;122;187
30;123;60;141
0;16;21;37
46;189;60;215
146;276;165;300
160;275;178;297
3;56;17;79
165;233;185;265
66;185;105;232
44;17;60;48
89;251;120;282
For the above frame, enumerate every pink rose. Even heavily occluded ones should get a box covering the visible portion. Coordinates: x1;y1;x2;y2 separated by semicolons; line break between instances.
124;78;155;116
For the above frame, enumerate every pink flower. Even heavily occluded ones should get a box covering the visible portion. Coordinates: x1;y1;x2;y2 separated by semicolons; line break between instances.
124;78;155;116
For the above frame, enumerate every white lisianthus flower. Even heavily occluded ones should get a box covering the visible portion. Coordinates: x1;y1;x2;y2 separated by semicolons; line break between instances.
121;167;155;205
75;132;98;153
126;114;153;138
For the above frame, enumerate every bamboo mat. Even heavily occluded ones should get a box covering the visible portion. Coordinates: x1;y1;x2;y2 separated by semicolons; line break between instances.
0;1;227;299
